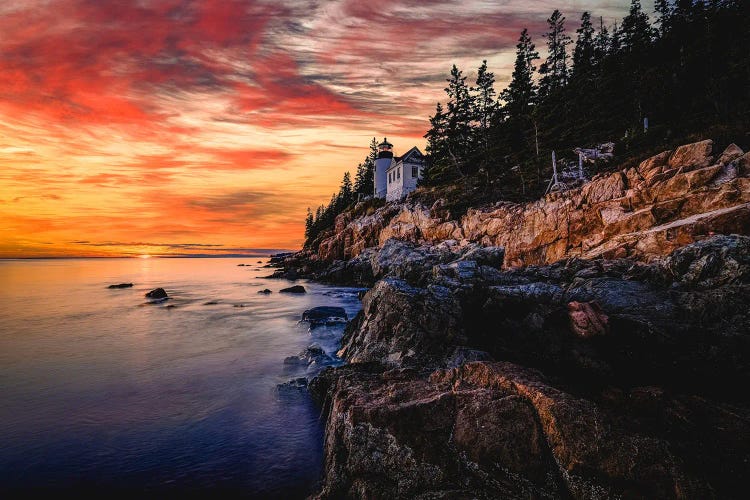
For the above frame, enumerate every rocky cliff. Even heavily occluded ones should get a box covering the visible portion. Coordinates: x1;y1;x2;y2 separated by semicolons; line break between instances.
275;139;750;499
309;140;749;274
307;235;750;499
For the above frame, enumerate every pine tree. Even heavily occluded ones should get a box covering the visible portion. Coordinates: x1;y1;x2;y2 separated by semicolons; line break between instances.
538;10;571;99
593;17;611;63
443;64;474;166
472;60;497;154
353;137;377;196
610;22;622;54
304;208;314;241
473;60;497;132
425;102;448;162
621;0;654;52
572;12;596;77
501;28;539;119
339;172;352;207
655;0;674;35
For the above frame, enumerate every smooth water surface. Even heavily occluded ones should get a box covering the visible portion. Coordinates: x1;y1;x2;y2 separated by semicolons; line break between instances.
0;258;362;496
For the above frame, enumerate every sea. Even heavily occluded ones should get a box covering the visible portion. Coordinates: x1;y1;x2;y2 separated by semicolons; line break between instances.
0;257;363;497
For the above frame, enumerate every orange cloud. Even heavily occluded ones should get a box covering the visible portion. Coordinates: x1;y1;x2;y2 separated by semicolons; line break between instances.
0;0;630;257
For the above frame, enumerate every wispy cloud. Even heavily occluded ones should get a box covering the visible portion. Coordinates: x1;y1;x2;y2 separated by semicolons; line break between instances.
0;0;638;257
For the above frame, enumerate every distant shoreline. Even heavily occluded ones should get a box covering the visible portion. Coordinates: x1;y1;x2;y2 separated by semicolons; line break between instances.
0;253;296;260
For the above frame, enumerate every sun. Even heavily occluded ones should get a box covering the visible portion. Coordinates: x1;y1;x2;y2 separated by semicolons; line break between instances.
139;254;151;259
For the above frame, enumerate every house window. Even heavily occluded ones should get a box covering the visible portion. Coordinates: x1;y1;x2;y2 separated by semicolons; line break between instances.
388;172;391;183
397;168;400;180
412;166;418;178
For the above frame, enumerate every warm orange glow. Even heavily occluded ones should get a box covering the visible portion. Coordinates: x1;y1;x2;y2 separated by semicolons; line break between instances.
0;1;629;258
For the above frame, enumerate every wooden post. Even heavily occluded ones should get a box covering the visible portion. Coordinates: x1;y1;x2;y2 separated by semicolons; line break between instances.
552;151;558;185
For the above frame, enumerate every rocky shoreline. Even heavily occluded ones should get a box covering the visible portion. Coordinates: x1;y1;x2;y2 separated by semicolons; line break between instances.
272;140;750;498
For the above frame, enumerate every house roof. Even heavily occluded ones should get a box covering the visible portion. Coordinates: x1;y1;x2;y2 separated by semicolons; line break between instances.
394;146;423;163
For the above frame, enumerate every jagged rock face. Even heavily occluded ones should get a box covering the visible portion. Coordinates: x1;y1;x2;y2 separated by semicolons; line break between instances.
369;239;457;286
337;278;465;367
312;236;750;499
313;361;732;499
314;140;750;269
337;235;750;395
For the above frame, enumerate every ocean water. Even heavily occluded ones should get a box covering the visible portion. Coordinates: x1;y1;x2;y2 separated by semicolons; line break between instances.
0;257;362;496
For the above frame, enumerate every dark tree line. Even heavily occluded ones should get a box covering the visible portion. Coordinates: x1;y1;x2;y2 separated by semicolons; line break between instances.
424;0;750;198
304;138;378;246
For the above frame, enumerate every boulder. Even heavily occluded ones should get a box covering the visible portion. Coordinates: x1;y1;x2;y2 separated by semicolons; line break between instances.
582;171;627;204
567;300;609;338
337;278;464;367
285;344;337;370
668;139;714;170
302;306;347;326
457;245;505;268
312;361;709;499
279;285;306;294
665;234;750;288
145;287;168;299
635;150;672;186
370;238;454;286
275;377;308;396
257;288;272;294
735;152;750;177
718;143;744;165
108;283;133;289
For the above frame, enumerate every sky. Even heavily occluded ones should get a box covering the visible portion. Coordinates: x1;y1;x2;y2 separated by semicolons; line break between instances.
0;0;647;258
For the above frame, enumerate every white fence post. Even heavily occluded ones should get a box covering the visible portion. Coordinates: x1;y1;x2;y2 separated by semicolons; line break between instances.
552;151;558;185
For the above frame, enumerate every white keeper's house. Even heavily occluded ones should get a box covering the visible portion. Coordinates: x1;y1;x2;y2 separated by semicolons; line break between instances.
373;137;426;201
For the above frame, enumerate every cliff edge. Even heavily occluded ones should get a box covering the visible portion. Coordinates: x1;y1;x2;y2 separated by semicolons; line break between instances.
277;139;750;499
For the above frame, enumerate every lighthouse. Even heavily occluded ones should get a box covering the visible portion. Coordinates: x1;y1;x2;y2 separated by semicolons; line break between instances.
374;137;393;198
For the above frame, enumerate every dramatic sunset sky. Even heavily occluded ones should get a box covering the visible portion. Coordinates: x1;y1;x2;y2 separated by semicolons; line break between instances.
0;0;646;257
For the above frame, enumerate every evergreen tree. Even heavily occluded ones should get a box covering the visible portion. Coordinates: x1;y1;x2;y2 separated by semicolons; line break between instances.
339;172;353;207
538;10;571;99
353;137;377;196
472;60;497;154
501;28;539;119
443;64;475;166
621;0;654;52
425;102;448;160
473;60;497;133
593;17;611;63
304;208;314;242
572;11;596;77
655;0;674;35
610;22;622;54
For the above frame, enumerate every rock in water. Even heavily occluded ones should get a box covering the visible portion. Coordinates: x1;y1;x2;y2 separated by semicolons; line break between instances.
301;306;347;326
280;285;306;294
108;283;133;289
284;344;336;368
145;288;168;299
275;377;308;397
257;289;272;294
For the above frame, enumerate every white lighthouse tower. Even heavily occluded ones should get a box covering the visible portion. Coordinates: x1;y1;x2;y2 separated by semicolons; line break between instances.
374;137;393;198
